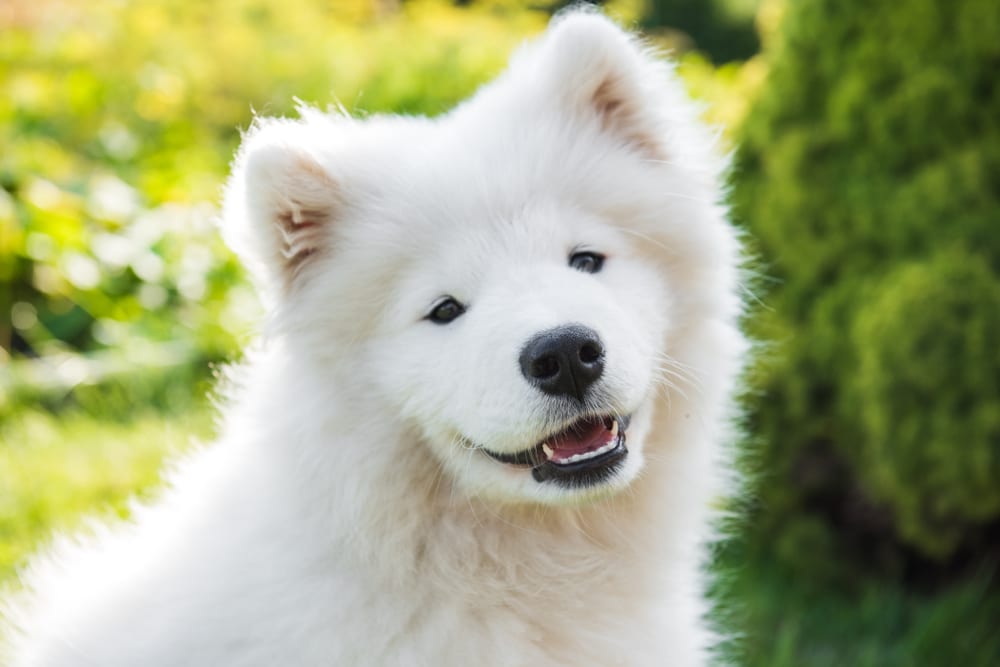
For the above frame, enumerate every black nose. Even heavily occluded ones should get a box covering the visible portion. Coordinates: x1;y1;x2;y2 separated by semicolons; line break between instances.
519;325;605;402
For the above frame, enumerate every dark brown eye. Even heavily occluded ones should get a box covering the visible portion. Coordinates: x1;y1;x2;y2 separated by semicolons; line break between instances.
427;297;466;324
569;251;605;274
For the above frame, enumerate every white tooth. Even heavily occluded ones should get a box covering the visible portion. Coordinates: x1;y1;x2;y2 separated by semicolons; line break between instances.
542;444;554;460
610;419;619;439
555;439;622;465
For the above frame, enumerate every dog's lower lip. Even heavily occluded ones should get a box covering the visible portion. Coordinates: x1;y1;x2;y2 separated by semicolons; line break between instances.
481;415;631;479
530;439;627;485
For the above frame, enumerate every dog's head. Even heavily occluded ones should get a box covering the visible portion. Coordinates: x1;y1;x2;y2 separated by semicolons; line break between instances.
223;12;739;504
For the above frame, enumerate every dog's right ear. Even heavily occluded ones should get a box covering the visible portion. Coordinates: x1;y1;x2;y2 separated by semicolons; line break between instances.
223;119;340;295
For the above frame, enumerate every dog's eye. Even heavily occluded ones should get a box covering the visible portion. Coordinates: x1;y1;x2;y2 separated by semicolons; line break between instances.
569;251;605;274
427;297;466;325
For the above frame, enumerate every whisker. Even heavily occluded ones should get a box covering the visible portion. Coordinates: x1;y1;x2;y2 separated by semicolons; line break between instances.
613;226;675;255
640;158;713;174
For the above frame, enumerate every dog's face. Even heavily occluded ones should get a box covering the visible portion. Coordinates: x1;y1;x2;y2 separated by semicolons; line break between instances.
224;13;730;504
365;196;669;503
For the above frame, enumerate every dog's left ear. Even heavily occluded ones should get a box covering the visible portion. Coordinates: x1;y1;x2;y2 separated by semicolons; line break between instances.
538;12;665;158
223;118;341;296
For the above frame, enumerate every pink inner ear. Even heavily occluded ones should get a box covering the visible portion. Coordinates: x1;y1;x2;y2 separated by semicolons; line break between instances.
591;75;664;160
277;205;328;270
270;154;339;284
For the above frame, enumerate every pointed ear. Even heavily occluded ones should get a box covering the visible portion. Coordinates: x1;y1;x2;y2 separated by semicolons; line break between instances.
223;119;340;293
538;12;666;158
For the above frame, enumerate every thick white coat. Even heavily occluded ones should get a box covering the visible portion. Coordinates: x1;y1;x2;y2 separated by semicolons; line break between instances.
2;11;747;666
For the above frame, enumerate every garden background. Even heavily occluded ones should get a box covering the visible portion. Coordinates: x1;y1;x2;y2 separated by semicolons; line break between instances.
2;0;998;664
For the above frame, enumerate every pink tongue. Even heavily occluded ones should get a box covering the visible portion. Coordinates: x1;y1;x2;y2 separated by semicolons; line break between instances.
549;418;613;459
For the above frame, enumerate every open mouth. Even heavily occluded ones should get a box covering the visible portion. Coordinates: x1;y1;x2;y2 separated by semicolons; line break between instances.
483;414;630;487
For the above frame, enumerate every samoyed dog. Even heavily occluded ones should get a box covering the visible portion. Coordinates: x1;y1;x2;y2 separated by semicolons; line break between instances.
2;9;746;667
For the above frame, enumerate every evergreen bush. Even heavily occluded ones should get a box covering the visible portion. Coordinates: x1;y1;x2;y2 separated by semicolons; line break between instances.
732;0;1000;565
851;252;1000;558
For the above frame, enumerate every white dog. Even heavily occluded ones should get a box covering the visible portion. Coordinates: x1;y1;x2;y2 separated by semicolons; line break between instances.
2;10;746;666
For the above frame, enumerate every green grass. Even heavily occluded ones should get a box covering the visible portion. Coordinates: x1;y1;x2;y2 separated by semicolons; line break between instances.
0;403;215;583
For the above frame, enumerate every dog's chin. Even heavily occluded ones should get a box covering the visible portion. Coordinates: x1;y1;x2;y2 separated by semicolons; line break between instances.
442;413;646;504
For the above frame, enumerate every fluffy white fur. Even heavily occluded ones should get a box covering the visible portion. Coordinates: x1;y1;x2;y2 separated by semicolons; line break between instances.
2;10;747;666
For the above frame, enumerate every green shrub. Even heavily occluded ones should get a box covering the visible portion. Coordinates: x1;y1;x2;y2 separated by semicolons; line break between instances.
733;0;1000;565
641;0;760;63
851;252;1000;558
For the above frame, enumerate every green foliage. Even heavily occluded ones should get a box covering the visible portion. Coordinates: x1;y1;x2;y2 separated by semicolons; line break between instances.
851;253;1000;557
714;547;1000;667
641;0;760;63
676;51;767;141
733;0;1000;564
0;0;546;371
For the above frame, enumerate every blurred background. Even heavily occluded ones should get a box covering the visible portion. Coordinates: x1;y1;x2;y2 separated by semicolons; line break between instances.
1;0;997;664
